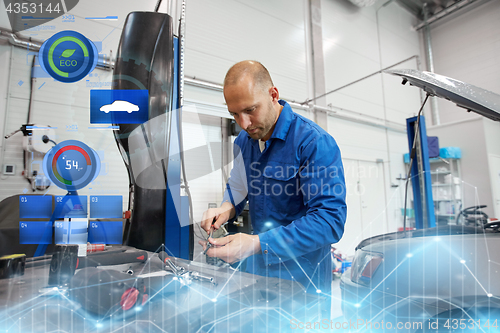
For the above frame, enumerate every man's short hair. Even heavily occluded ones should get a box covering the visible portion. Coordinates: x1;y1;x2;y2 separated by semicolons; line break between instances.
224;60;274;92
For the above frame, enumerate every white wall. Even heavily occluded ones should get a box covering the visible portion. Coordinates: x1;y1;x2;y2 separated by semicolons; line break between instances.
424;0;500;218
427;117;500;219
430;0;500;124
183;0;309;104
320;0;422;254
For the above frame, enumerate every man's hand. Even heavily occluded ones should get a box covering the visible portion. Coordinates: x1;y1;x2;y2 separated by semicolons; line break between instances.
200;201;235;235
198;233;261;264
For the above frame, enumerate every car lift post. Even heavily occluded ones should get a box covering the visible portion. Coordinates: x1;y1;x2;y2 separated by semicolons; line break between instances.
164;37;190;259
406;115;436;229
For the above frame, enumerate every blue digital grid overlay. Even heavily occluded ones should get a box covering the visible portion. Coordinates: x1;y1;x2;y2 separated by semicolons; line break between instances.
89;196;122;218
54;220;88;244
19;195;52;218
88;221;122;244
54;195;88;218
19;221;52;244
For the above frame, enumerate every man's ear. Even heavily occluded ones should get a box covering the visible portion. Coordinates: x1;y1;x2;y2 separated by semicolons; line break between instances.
269;86;280;103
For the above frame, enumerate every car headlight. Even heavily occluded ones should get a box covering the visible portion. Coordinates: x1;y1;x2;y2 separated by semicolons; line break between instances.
350;249;383;285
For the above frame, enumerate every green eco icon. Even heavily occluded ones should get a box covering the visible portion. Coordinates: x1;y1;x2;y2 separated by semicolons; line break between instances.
60;49;76;58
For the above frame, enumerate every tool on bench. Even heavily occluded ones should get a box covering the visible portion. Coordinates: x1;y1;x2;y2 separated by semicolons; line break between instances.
190;271;215;285
159;250;186;276
86;243;109;253
68;250;217;318
158;251;217;286
65;250;218;319
48;244;148;286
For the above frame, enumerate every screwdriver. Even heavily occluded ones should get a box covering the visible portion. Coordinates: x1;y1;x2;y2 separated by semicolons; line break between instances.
203;217;216;255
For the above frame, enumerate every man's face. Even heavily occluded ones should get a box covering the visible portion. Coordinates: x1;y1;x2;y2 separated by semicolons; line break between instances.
224;76;279;141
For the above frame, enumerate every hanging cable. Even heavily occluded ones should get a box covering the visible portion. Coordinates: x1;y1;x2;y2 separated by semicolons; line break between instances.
175;0;204;257
154;0;162;12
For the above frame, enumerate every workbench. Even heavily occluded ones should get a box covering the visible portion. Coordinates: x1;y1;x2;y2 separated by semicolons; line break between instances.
0;248;327;332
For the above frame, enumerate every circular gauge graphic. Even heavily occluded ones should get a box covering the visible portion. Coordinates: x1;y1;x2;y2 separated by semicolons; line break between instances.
43;140;100;191
38;30;98;83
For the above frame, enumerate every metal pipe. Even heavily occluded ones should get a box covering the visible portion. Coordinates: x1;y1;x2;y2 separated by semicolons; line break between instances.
0;29;114;70
312;105;405;133
184;76;223;92
28;56;36;123
423;4;435;80
0;30;42;50
303;0;315;110
413;0;482;31
301;55;420;105
285;101;310;111
423;3;440;126
376;0;396;191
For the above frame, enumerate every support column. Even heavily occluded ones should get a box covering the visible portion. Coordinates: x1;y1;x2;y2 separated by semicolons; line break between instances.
308;0;328;130
423;3;440;126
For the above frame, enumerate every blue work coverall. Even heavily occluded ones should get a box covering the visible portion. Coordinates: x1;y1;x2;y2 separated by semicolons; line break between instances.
222;100;347;295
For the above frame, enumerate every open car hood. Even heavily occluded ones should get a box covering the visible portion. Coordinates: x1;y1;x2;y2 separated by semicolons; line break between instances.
385;69;500;122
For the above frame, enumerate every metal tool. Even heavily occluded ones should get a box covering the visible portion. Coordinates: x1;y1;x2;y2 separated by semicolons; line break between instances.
203;218;216;255
219;224;229;237
189;271;217;286
158;251;216;286
158;251;186;276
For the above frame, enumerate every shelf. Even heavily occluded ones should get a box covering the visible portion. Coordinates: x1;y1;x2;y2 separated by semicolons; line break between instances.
430;158;460;163
431;171;451;175
434;199;461;202
436;214;456;217
432;183;456;187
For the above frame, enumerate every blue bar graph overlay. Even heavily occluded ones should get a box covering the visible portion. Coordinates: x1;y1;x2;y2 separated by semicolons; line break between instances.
19;196;52;218
54;196;88;218
54;221;89;244
19;222;52;244
88;221;122;244
89;196;122;218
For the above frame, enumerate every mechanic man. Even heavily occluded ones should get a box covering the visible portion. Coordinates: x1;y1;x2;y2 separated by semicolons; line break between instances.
200;60;347;302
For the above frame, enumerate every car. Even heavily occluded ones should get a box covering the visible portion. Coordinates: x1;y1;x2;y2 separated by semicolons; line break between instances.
340;70;500;333
100;100;140;113
341;225;500;332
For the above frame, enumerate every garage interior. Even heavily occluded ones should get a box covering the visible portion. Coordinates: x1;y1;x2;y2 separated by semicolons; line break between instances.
0;0;499;331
